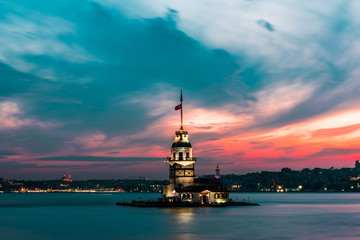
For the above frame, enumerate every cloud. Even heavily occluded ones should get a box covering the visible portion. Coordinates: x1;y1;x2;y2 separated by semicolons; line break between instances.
0;9;98;79
253;80;315;121
309;148;360;158
195;157;235;167
311;124;360;138
0;161;38;169
0;101;52;130
0;161;136;170
0;150;19;155
105;152;120;154
1;1;360;178
38;156;164;162
71;133;107;149
103;0;342;68
198;149;224;154
262;157;305;164
276;147;298;154
257;20;275;32
249;142;274;150
126;83;179;117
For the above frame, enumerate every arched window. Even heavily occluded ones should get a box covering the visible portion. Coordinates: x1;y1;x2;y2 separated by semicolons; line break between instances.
179;152;183;160
186;152;189;159
173;152;175;159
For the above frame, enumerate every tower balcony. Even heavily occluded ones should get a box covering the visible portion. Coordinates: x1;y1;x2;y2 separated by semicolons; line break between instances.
176;130;188;135
166;157;196;166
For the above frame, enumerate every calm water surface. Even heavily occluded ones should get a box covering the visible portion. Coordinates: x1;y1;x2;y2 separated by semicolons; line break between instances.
1;193;360;240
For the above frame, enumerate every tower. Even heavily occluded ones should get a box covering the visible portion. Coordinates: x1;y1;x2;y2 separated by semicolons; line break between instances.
164;90;196;196
215;165;220;179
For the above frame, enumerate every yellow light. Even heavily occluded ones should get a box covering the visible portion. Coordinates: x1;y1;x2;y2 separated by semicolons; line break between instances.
298;185;303;189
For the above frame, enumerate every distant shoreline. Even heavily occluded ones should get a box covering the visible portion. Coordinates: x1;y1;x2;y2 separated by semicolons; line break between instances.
1;191;360;194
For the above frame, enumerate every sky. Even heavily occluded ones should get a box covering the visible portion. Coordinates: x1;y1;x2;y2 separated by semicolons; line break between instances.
1;0;360;180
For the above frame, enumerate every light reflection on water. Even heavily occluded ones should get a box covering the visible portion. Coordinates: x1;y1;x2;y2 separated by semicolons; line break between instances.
1;193;360;240
167;208;195;225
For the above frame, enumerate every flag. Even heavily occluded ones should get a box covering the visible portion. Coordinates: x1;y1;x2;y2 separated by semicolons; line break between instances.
175;104;182;111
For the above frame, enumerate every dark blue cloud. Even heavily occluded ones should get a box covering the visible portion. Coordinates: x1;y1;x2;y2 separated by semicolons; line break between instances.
309;148;360;158
0;63;39;96
0;150;19;155
38;156;163;162
1;0;357;178
257;20;275;32
0;1;261;158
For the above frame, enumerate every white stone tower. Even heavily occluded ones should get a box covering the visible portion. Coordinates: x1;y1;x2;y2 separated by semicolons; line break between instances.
164;90;196;196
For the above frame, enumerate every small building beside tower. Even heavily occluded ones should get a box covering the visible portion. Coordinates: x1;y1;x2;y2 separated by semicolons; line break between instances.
163;90;229;204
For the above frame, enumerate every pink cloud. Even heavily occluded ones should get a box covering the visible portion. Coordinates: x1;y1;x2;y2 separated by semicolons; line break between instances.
311;124;360;138
0;101;51;130
5;89;360;178
71;133;107;149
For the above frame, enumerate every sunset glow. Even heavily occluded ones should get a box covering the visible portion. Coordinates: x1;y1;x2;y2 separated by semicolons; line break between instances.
1;0;360;179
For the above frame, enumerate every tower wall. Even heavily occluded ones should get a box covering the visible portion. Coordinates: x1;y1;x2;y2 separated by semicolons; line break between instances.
170;163;194;187
165;129;196;196
171;147;193;160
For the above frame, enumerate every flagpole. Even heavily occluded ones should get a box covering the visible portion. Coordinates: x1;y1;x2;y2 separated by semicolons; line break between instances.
180;89;183;130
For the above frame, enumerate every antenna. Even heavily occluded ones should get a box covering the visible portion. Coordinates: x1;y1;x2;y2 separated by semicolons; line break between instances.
180;89;183;129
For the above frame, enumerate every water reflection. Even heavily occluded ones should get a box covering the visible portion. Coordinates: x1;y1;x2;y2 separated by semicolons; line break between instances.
164;233;197;240
166;208;194;223
164;208;195;233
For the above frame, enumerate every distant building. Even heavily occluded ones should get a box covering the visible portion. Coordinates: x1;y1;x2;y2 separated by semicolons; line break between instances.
163;91;228;204
60;173;72;182
356;160;360;170
215;165;221;179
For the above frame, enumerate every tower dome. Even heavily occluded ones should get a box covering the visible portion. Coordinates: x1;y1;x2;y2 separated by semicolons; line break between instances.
172;130;192;148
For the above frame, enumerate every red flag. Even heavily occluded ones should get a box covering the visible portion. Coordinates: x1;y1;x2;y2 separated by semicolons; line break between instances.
175;104;182;111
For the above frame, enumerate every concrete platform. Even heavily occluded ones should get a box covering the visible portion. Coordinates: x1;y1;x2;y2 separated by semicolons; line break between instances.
116;200;259;208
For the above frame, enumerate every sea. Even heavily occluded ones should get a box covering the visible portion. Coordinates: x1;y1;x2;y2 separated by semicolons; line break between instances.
1;192;360;240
